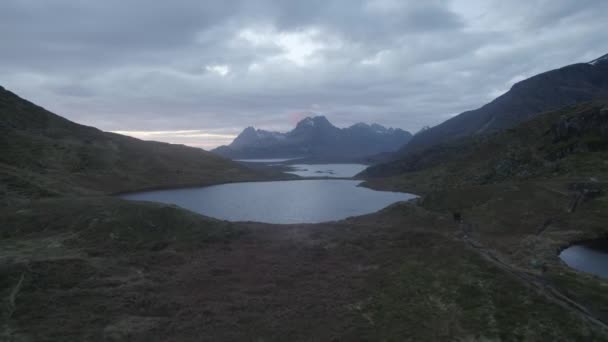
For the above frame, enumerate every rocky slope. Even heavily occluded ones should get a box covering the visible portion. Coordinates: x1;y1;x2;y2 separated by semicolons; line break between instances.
400;53;608;155
213;116;412;161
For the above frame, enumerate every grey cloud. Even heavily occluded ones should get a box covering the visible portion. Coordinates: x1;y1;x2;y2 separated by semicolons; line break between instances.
1;0;607;148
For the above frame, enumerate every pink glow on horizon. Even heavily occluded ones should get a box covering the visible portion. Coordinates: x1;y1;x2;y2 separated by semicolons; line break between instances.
289;111;308;126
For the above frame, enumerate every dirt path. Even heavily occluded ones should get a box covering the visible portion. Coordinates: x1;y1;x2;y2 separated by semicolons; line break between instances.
458;222;608;331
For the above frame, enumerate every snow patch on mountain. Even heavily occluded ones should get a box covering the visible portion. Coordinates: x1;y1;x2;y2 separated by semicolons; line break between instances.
589;53;608;66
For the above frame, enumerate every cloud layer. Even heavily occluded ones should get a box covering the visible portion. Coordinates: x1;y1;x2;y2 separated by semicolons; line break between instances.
2;0;607;148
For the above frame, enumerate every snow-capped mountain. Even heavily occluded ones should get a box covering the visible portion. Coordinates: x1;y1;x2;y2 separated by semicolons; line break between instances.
212;116;412;160
589;53;608;66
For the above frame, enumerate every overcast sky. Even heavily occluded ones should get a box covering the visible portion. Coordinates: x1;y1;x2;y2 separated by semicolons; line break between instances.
1;0;607;149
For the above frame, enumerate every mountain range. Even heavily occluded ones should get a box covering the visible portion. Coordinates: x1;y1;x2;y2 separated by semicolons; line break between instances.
212;115;412;160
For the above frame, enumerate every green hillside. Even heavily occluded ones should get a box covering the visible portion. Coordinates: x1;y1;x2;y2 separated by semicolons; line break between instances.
362;102;608;326
362;101;608;192
0;86;264;202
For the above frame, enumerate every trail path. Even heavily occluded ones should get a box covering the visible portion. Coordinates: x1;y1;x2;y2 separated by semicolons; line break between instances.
458;223;608;331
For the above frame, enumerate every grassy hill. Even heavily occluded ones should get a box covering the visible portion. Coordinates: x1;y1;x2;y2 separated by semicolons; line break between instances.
0;86;264;202
362;101;608;192
362;102;608;327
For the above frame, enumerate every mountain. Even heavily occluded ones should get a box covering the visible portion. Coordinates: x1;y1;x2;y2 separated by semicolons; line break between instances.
212;115;412;161
361;101;608;191
400;53;608;155
0;86;263;201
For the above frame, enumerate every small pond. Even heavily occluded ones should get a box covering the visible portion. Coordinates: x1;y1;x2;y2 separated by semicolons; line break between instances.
559;240;608;279
122;180;415;224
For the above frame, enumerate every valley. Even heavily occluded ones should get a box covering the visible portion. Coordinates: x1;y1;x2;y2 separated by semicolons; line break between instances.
2;53;608;341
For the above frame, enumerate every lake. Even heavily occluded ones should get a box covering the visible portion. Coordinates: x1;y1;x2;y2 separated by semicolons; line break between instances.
559;240;608;279
234;158;302;163
122;180;415;224
285;164;368;178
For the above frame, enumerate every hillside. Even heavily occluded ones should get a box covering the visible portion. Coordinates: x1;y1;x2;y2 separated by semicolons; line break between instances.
3;93;608;340
363;101;608;191
0;86;263;201
400;53;608;155
212;116;412;161
361;102;608;327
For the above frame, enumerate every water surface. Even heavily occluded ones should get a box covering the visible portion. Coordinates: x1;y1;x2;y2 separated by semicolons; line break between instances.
234;158;301;163
286;164;368;178
560;240;608;279
122;180;415;224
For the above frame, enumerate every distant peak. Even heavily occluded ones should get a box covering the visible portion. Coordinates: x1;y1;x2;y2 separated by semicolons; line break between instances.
351;122;370;128
295;115;334;128
370;123;387;131
351;122;389;130
589;53;608;66
309;115;329;122
302;115;328;121
237;126;257;136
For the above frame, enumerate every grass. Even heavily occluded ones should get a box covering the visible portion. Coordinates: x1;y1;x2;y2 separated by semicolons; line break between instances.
2;198;607;340
359;102;608;340
0;197;244;250
0;86;270;201
0;196;247;340
365;236;604;341
363;102;608;192
3;87;608;339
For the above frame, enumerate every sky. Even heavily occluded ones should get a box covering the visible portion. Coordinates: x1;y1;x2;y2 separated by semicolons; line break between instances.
1;0;607;149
